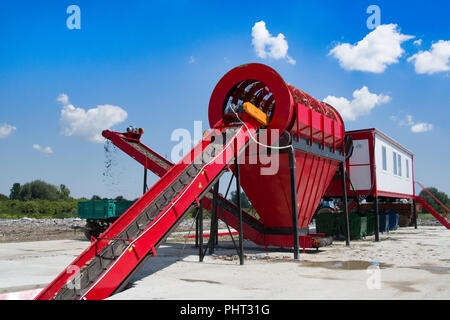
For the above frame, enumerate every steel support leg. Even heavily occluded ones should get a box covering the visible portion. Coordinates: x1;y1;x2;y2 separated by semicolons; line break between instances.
374;196;380;242
195;211;199;248
209;182;219;254
340;162;350;246
413;198;417;229
289;147;300;259
143;164;148;195
235;156;244;265
199;198;204;262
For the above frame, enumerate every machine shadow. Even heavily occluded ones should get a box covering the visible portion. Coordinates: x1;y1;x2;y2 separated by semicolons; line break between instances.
122;239;324;292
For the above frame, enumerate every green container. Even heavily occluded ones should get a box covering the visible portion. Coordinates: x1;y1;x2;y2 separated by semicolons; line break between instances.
335;212;367;240
315;210;337;236
78;200;116;219
365;212;375;236
114;201;136;216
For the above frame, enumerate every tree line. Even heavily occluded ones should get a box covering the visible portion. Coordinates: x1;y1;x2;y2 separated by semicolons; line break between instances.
0;180;134;219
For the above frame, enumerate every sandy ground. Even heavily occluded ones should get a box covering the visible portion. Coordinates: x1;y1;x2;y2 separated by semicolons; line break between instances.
0;225;449;300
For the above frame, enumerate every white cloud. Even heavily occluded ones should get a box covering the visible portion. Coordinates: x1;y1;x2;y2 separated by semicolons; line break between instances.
251;21;296;64
411;122;433;133
58;94;128;143
189;56;195;64
0;123;16;139
323;86;390;121
33;144;53;154
407;40;450;74
413;39;422;46
329;24;414;73
392;114;414;126
57;93;69;105
390;114;433;133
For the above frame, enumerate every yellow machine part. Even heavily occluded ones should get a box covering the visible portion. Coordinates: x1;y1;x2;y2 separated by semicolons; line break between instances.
243;102;270;126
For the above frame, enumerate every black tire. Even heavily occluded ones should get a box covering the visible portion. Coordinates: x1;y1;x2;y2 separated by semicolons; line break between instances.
84;220;102;240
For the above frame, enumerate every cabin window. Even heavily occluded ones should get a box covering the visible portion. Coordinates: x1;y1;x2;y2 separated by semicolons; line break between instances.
393;152;397;175
406;159;410;178
382;146;387;171
397;154;402;176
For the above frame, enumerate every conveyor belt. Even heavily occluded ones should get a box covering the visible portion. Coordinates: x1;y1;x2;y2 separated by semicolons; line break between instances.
35;124;254;300
127;140;171;170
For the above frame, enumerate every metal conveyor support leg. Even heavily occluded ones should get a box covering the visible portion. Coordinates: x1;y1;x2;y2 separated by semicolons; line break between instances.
209;182;219;254
413;198;418;229
235;155;244;265
289;147;300;259
340;162;350;246
195;210;199;248
374;196;380;242
143;161;148;195
199;198;204;262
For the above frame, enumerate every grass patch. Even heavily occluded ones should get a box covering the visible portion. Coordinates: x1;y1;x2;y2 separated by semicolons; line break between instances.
0;199;78;219
417;213;438;221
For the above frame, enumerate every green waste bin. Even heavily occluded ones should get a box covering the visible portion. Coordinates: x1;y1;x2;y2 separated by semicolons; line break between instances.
359;211;376;236
315;207;336;236
335;212;367;240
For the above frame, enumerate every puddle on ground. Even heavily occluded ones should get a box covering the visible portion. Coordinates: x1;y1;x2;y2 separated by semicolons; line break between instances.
300;260;393;270
403;265;450;274
179;278;222;285
385;281;420;293
304;274;341;281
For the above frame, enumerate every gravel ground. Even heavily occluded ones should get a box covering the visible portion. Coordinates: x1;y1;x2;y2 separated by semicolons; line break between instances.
0;218;86;243
417;218;448;227
0;213;444;244
0;217;227;243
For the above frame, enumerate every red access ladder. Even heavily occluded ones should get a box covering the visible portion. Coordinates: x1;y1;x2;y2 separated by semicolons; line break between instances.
415;182;450;229
35;121;258;300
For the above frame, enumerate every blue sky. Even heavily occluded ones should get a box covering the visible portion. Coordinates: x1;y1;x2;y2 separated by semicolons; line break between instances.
0;0;449;200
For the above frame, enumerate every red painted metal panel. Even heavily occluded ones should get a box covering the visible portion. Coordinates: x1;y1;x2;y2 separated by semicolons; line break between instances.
36;122;257;300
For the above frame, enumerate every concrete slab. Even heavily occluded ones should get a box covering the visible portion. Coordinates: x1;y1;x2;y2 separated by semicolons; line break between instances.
0;227;449;300
0;239;91;299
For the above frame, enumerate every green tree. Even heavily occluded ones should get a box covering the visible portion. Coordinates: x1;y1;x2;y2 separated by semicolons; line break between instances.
115;195;127;201
9;183;21;200
59;184;71;200
419;187;450;213
91;195;102;200
18;180;60;201
0;193;8;201
229;190;252;209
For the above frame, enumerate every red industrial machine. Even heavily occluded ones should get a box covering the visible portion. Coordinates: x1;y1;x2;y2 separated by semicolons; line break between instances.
35;63;349;300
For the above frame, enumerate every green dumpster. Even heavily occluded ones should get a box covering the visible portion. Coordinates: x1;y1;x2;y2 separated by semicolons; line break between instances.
77;200;116;219
356;211;375;236
335;212;367;240
315;207;336;236
114;200;136;216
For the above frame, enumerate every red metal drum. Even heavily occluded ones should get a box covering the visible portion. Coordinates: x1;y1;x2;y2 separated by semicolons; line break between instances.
209;63;345;245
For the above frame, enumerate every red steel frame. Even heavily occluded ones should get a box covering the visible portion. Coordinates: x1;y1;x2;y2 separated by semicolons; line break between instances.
102;129;324;249
36;120;259;300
